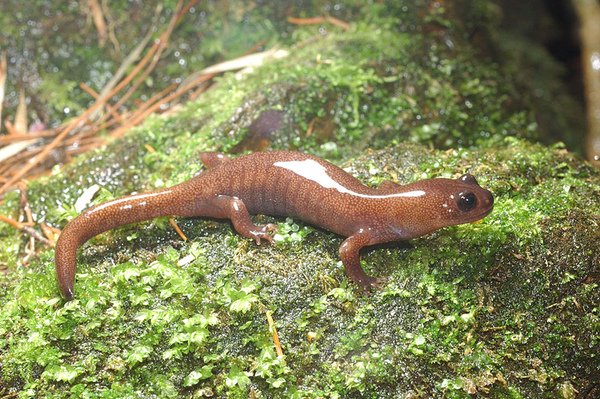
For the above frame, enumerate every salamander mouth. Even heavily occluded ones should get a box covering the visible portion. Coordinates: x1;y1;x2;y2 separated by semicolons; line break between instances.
471;207;494;223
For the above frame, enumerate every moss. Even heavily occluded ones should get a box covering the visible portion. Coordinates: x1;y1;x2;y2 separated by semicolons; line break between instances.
1;1;597;398
1;139;598;398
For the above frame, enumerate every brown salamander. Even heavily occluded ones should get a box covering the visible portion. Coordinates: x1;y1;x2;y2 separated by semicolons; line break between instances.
55;151;494;299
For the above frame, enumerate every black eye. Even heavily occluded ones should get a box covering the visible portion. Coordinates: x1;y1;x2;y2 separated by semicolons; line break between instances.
459;174;479;186
457;192;477;212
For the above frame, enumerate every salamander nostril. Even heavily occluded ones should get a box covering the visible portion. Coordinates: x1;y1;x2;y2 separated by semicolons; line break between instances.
488;191;494;206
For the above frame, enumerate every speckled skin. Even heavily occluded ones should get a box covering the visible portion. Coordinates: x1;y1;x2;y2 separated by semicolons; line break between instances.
55;151;494;299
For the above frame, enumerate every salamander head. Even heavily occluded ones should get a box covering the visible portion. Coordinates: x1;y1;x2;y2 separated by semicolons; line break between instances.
396;173;494;237
444;173;494;222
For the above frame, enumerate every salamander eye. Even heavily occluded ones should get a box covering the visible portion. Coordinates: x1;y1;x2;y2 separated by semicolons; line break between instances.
457;191;477;212
459;174;478;186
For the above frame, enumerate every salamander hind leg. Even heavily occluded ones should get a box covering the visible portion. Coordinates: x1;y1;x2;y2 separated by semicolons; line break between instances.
339;233;385;291
200;152;230;169
205;195;276;244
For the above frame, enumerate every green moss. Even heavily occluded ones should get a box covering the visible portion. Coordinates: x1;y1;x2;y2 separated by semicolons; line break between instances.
2;139;598;398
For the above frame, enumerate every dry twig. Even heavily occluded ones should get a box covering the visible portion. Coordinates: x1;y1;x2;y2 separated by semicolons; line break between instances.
287;15;351;30
0;0;282;199
87;0;108;47
0;215;51;247
0;1;194;196
266;310;284;357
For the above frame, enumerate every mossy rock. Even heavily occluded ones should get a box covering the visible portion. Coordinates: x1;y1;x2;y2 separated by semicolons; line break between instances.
0;1;597;398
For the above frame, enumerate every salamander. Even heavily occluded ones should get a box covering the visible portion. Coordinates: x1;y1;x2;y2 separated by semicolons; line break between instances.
55;151;494;299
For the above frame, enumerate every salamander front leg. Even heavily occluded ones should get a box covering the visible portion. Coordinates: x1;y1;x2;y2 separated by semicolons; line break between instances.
339;232;384;291
206;195;276;244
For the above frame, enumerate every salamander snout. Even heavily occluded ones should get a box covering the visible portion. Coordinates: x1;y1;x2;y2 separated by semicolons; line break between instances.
483;189;494;208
